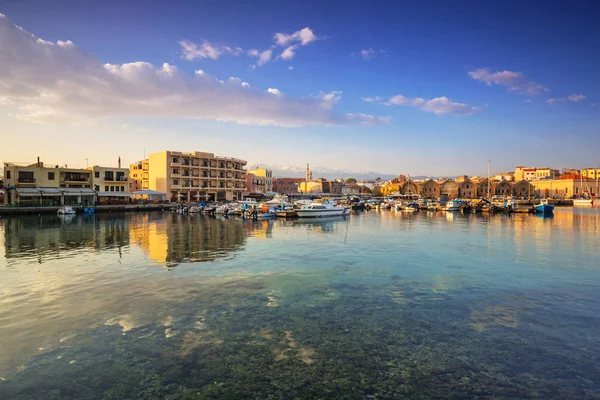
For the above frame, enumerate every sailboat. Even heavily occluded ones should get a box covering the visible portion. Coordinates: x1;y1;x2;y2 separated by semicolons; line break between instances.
573;172;593;205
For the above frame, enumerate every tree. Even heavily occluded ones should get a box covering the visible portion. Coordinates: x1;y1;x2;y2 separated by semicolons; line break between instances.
346;177;357;184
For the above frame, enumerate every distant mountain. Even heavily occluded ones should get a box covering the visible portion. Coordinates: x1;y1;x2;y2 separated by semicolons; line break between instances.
246;163;398;181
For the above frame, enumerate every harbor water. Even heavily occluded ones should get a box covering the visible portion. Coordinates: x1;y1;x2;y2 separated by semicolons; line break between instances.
0;208;599;398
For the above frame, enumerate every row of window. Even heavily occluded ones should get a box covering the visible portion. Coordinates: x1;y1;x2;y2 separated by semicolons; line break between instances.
104;186;126;192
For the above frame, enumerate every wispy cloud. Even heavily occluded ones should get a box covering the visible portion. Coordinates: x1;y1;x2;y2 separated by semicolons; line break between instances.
179;40;241;61
352;48;387;60
567;94;586;102
274;27;317;46
547;93;587;104
468;68;548;95
365;95;480;116
0;14;386;127
362;96;384;103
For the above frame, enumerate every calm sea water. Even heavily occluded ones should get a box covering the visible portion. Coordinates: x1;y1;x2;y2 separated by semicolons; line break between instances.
0;208;599;399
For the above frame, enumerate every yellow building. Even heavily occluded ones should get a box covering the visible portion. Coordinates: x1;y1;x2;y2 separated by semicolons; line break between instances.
581;168;600;180
135;150;247;202
87;160;131;204
3;160;95;205
531;178;596;198
247;168;273;192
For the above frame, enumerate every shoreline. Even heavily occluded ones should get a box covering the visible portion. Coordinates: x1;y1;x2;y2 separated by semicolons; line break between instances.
0;203;178;216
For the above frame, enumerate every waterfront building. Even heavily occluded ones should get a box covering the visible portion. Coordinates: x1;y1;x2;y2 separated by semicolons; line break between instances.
273;177;304;194
87;159;131;204
129;162;145;192
495;180;513;196
247;168;273;192
513;180;535;198
532;177;596;198
245;174;267;194
494;172;515;182
439;179;459;199
581;168;600;180
420;179;440;199
458;179;476;198
134;151;246;202
476;178;496;197
3;159;95;205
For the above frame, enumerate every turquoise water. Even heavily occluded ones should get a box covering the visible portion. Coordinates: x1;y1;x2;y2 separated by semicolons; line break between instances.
0;208;599;398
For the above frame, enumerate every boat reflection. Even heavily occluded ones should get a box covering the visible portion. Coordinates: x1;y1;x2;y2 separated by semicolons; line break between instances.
288;216;348;233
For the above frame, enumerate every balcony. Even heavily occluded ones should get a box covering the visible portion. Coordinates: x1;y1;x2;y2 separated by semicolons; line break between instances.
104;176;128;182
18;177;36;184
62;177;89;182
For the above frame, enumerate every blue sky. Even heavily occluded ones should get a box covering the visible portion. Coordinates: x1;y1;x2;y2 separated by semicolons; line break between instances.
1;0;599;176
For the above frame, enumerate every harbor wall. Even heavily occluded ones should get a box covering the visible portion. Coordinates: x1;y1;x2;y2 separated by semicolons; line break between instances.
0;203;178;216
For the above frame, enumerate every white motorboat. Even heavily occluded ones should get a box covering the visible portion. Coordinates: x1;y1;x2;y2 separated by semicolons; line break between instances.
57;206;76;215
296;200;349;218
188;206;201;213
444;200;462;211
294;199;312;207
572;198;593;206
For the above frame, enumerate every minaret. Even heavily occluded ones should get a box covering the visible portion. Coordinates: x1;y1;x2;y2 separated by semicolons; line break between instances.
305;163;310;182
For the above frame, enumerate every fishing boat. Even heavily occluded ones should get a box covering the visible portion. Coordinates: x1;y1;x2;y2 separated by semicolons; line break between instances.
296;199;349;218
57;206;76;215
444;199;462;211
535;199;554;214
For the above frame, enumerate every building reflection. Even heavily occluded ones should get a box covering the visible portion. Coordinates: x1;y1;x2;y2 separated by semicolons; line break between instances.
128;213;249;265
3;214;129;263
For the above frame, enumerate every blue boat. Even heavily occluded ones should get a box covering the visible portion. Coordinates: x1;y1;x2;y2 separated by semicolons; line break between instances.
535;199;554;214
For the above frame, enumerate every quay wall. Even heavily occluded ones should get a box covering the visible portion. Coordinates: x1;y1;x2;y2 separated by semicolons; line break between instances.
0;203;178;216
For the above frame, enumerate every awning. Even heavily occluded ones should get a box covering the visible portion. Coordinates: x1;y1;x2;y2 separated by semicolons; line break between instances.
62;188;95;195
97;192;132;197
39;188;62;196
16;188;41;196
132;190;166;196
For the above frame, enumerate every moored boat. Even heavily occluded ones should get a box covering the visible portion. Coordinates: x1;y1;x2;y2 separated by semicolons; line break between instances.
572;197;593;206
57;206;76;215
535;199;554;214
296;200;349;218
444;200;462;211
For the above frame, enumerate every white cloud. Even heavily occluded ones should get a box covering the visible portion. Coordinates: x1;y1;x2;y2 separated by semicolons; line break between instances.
388;95;426;106
288;66;294;70
274;27;317;46
360;49;375;60
194;69;205;76
346;113;391;126
248;49;273;67
370;94;479;116
267;88;282;96
179;40;241;61
468;68;548;95
280;45;297;60
0;14;387;127
546;97;563;104
352;48;387;60
247;49;259;57
568;94;586;102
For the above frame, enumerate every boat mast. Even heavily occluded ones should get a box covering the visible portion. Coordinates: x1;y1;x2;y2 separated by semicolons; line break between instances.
487;159;491;199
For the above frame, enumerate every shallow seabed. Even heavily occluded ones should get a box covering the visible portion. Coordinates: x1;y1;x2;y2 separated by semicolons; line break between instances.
0;208;599;399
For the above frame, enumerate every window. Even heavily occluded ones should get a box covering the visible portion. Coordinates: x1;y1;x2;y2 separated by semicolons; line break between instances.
110;186;114;191
173;180;179;185
121;186;125;191
6;170;10;179
104;171;114;181
95;171;100;178
116;172;125;181
105;186;109;191
48;172;55;180
173;157;179;163
115;186;120;192
173;169;179;174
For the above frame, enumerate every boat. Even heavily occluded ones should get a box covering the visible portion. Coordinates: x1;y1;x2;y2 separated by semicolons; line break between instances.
188;206;201;213
257;212;276;219
296;199;349;218
572;197;593;206
57;206;76;215
535;199;554;214
444;200;462;211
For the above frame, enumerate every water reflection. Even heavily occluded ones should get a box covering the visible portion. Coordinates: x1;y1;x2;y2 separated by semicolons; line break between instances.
128;213;248;265
0;208;599;398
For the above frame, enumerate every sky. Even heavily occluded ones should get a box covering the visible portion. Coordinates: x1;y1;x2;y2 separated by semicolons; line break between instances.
1;0;599;176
